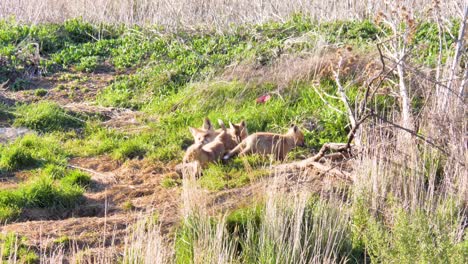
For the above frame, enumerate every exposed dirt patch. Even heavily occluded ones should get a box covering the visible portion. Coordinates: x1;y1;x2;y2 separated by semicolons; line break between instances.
1;155;181;258
1;71;115;106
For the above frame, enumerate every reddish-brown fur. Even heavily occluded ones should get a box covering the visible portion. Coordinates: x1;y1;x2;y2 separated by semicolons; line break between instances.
223;125;305;161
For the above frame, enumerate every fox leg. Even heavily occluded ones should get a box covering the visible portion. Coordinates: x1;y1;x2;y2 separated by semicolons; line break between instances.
238;146;252;157
223;142;245;160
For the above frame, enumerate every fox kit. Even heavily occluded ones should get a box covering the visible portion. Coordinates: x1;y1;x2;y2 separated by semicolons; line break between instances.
189;118;218;144
228;121;248;143
184;126;237;170
189;118;248;145
223;125;305;161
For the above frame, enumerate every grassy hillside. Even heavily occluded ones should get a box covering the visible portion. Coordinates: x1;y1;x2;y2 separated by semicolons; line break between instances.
0;9;466;263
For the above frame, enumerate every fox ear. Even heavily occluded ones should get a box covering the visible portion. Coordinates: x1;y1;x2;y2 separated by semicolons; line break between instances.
239;120;246;127
189;127;197;136
203;118;213;130
218;119;226;130
229;121;235;130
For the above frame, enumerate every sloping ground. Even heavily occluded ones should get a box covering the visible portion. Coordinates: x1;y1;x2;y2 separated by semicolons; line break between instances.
1;154;349;260
0;58;352;259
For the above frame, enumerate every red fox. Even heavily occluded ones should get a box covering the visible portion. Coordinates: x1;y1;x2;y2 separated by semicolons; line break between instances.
183;123;238;170
223;125;305;161
189;118;218;144
189;118;248;145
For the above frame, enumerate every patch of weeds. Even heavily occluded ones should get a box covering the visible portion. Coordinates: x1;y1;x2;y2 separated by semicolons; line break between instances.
226;204;263;235
60;170;91;188
122;200;135;211
75;56;99;72
14;101;84;133
160;175;181;188
0;143;37;172
0;205;21;222
10;78;31;91
0;134;67;172
62;122;125;157
57;73;77;82
53;235;70;245
0;233;39;264
112;137;149;161
20;175;84;208
55;84;67;90
34;88;47;97
198;156;270;191
41;163;66;179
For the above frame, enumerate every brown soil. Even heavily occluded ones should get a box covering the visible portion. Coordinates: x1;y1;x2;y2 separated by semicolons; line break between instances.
1;71;115;106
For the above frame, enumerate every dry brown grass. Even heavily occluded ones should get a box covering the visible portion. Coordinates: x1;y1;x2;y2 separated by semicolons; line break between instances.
0;0;463;28
222;46;381;91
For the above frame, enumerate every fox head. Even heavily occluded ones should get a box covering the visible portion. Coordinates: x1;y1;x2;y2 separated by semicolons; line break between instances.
288;125;305;147
189;127;215;145
189;118;217;144
229;120;248;143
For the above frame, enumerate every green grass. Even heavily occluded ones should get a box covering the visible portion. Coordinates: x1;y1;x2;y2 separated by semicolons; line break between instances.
0;165;90;221
0;134;67;172
198;155;271;191
34;88;47;97
352;198;467;263
160;176;181;188
14;101;84;133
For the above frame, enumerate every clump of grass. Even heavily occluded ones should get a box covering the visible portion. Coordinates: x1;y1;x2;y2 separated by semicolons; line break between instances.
20;175;84;208
0;144;37;172
34;88;47;97
160;175;180;188
122;200;135;211
14;101;83;133
60;169;92;188
112;138;148;161
63;123;124;157
175;192;354;263
0;167;89;221
0;134;67;172
197;155;271;191
53;235;71;245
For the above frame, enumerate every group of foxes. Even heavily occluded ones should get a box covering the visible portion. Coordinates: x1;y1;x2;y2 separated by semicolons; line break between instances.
183;118;305;173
